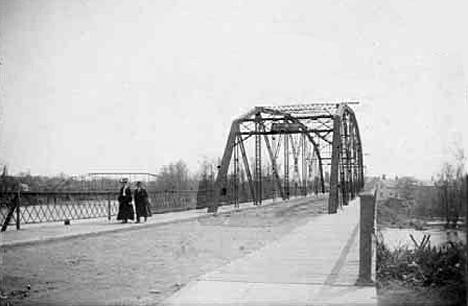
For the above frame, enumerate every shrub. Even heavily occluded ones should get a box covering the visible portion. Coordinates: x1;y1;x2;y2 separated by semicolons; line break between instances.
377;234;466;304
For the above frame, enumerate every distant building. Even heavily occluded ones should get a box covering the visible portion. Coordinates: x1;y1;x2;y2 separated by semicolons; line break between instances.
378;179;400;199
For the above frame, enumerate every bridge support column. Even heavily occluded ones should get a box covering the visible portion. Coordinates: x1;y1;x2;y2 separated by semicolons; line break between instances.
356;190;376;286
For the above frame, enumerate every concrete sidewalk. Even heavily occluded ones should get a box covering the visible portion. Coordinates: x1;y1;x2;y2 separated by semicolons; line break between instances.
0;195;326;248
162;198;377;306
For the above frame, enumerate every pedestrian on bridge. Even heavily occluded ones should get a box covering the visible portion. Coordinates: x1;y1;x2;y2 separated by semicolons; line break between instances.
117;178;134;223
134;181;151;223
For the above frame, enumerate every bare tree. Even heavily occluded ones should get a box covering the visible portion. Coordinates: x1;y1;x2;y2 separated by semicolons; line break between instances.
436;145;466;228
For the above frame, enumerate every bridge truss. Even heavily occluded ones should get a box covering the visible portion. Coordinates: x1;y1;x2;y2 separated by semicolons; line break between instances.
208;102;364;214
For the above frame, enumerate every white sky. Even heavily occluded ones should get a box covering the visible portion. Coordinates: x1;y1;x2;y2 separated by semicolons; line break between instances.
1;0;467;179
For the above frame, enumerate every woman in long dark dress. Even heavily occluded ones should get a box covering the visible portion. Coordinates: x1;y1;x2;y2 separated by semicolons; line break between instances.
134;181;151;223
117;178;134;223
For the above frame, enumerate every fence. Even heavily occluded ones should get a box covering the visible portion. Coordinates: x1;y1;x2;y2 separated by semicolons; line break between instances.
0;185;323;230
0;189;215;230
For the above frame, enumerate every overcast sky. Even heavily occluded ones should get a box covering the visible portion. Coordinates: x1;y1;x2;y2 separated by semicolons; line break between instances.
1;0;466;179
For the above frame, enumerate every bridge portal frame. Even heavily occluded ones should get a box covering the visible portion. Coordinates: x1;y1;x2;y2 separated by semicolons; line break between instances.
208;102;364;214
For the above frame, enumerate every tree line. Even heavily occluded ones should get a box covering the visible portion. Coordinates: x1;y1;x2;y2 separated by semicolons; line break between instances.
0;160;214;193
390;147;467;227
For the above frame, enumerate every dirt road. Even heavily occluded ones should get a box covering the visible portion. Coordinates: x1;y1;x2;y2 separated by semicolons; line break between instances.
1;196;327;306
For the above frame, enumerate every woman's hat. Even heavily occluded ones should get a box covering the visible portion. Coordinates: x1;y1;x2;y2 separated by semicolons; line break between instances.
120;178;129;183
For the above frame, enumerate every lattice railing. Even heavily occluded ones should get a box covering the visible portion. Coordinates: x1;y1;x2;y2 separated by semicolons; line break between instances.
0;190;215;228
0;192;119;226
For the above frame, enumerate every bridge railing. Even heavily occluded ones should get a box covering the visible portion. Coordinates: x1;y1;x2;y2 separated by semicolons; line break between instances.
0;189;215;230
1;186;325;230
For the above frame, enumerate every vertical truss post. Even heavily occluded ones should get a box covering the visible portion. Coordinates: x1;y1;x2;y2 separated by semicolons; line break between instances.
271;135;276;199
341;115;350;206
339;154;347;208
351;128;358;198
274;134;283;199
284;132;290;199
329;114;342;214
309;159;314;195
357;136;364;191
347;120;355;199
238;134;257;205
350;112;365;192
311;139;326;194
345;116;353;201
255;113;262;205
358;135;365;190
233;141;239;207
345;114;362;194
301;133;307;196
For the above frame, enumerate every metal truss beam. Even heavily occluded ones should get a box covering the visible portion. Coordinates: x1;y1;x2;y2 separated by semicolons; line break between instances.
210;102;363;214
240;115;334;122
261;124;285;199
239;129;333;136
254;113;262;205
209;121;239;212
328;104;364;213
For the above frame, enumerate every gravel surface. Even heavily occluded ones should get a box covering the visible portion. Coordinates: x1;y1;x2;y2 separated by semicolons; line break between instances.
1;197;327;306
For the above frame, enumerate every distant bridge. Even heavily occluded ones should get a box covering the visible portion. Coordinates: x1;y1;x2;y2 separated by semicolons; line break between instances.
209;102;364;213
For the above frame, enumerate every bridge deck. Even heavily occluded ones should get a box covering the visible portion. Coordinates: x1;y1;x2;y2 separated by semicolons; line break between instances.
162;198;376;305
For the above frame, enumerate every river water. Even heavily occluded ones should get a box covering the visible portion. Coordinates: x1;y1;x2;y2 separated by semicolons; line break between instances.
380;224;466;249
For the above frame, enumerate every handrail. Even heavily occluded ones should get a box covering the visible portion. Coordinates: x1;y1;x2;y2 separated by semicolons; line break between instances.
0;189;213;196
0;189;216;230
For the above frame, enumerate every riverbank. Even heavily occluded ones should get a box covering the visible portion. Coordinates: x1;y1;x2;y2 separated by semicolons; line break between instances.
376;197;466;305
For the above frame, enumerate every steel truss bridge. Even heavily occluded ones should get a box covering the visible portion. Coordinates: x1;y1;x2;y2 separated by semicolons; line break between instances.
208;102;364;214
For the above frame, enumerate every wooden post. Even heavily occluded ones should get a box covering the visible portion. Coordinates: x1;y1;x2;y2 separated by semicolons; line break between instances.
356;190;376;285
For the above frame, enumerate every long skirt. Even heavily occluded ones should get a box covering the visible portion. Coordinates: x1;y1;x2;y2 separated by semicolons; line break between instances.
146;199;152;217
135;199;152;218
117;201;134;220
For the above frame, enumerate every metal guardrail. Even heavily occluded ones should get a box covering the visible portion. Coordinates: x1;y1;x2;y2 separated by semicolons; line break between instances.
0;187;323;230
0;190;215;230
0;191;119;229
